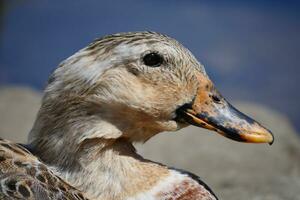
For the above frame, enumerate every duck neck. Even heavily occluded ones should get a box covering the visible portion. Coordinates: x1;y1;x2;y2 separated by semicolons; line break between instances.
58;138;169;200
30;120;169;200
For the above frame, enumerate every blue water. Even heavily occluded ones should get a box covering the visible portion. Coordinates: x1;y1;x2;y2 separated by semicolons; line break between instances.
0;0;299;132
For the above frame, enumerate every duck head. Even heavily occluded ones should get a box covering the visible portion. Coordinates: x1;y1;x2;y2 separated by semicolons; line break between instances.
30;32;273;150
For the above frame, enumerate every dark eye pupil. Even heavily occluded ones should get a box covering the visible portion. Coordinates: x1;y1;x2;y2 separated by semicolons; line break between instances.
143;53;163;67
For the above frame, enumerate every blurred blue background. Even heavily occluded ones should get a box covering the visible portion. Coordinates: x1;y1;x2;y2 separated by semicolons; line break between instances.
0;0;299;132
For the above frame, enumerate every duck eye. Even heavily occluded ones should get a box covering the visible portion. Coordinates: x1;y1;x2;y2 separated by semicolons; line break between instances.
143;52;163;67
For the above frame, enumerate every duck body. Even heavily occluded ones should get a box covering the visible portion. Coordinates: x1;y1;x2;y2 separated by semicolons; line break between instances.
0;138;217;200
0;32;273;199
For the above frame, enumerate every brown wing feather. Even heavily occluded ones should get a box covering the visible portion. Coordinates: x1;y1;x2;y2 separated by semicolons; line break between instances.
174;169;218;200
0;138;89;200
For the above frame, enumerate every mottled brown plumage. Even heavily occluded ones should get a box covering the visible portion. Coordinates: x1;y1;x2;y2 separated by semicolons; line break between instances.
0;138;88;199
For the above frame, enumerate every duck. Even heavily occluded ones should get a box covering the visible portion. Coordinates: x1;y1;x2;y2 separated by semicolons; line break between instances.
0;31;274;200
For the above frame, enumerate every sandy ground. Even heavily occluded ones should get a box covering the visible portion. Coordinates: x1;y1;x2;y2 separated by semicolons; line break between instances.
0;86;299;200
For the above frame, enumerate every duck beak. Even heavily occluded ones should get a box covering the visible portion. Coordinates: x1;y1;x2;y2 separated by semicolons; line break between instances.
176;73;274;144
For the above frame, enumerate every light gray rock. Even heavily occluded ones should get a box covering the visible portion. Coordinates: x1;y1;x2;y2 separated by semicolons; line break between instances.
0;86;299;199
0;86;41;143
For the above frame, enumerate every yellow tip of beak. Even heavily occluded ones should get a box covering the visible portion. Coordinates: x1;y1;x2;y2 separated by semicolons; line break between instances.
239;128;274;145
